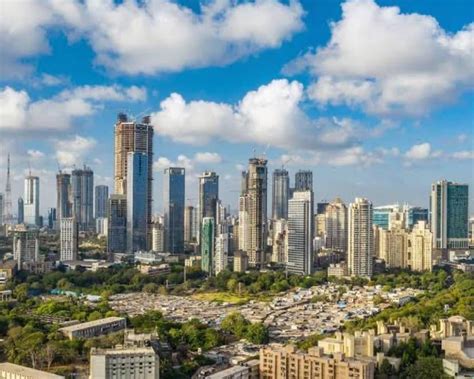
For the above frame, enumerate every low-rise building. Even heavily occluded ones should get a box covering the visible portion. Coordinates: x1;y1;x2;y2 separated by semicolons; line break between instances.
442;335;474;369
90;345;159;379
327;262;347;277
206;365;249;379
260;345;375;379
234;251;249;273
0;260;17;287
59;317;126;340
0;362;64;379
431;316;474;340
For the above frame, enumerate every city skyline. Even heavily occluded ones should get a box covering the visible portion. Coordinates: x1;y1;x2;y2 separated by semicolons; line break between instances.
0;0;473;216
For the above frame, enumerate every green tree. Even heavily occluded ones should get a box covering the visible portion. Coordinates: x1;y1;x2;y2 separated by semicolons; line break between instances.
245;322;269;344
405;357;446;379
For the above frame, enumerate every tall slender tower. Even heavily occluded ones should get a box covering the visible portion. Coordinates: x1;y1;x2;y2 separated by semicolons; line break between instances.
4;154;13;225
272;169;289;220
114;113;153;248
163;167;185;253
348;198;373;277
247;157;268;267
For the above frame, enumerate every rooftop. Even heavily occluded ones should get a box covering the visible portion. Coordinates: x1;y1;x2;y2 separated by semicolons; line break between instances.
58;317;125;332
0;362;64;378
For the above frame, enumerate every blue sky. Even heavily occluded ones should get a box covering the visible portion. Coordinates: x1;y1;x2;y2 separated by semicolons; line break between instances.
0;0;473;215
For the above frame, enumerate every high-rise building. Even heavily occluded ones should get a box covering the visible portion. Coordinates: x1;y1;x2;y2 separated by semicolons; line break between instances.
430;180;469;249
13;228;39;268
56;171;72;223
0;193;3;225
295;170;313;191
24;175;40;227
408;221;433;271
60;217;78;261
17;197;24;224
198;171;219;232
377;217;408;269
325;198;348;252
348;198;373;277
246;157;268;266
48;208;57;229
215;233;229;275
163;167;185;253
201;217;215;274
114;113;153;246
126;152;148;252
3;154;13;225
233;250;249;273
152;221;164;253
96;217;108;237
95;185;109;219
184;205;195;243
107;195;127;254
272;169;289;220
71;166;94;231
317;202;329;214
272;219;288;264
405;206;429;230
238;194;251;252
287;191;314;275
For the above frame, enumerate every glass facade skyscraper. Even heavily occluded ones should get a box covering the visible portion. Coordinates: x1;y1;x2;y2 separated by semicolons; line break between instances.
295;170;313;191
71;166;94;231
198;171;219;240
24;175;40;227
272;169;289;220
287;191;314;275
107;195;127;254
163;167;185;253
95;185;109;219
430;180;469;249
127;152;148;252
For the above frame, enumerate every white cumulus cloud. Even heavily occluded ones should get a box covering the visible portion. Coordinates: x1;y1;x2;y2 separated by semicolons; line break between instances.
0;85;146;131
55;135;97;167
50;0;304;75
285;0;474;116
151;79;363;151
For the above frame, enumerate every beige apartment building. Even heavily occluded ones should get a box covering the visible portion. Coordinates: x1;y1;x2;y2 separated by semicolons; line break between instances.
260;345;375;379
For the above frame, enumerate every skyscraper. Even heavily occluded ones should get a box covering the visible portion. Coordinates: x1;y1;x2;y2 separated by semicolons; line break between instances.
198;171;219;224
163;167;185;254
24;175;40;227
272;219;288;264
430;180;469;249
48;208;57;229
17;197;24;224
13;228;39;269
126;152;148;252
107;195;127;254
71;166;94;231
405;206;429;230
60;217;78;261
56;171;72;223
246;157;268;266
114;113;153;246
201;217;215;275
287;191;314;275
295;170;313;191
272;169;289;220
409;221;433;271
325;198;348;252
3;153;12;225
95;185;109;219
215;233;229;275
0;193;3;225
184;205;194;243
348;198;373;277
